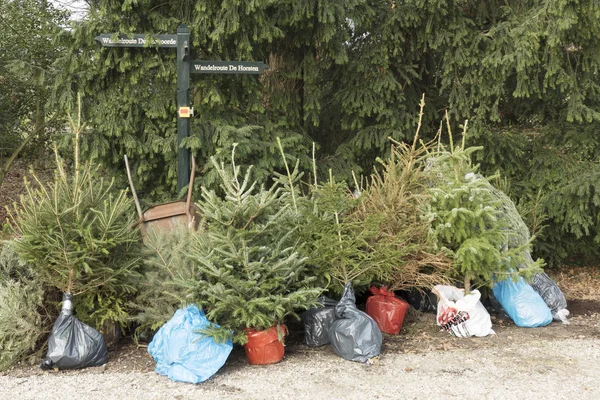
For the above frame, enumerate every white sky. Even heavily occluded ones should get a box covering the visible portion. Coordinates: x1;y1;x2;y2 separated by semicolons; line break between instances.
50;0;88;20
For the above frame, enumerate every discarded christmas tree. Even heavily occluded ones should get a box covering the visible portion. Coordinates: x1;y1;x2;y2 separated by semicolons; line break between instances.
422;118;542;293
298;171;387;293
185;148;322;349
0;241;47;371
284;100;452;295
8;99;142;329
131;225;200;338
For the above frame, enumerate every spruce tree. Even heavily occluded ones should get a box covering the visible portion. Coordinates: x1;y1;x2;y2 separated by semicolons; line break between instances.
0;240;47;371
59;1;600;182
183;149;322;344
422;125;542;293
53;1;600;265
8;102;142;329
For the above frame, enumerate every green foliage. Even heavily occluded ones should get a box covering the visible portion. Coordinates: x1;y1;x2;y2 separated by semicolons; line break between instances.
0;281;45;371
422;133;543;291
0;0;68;129
7;111;143;329
0;0;69;186
1;239;36;282
54;0;314;199
470;123;600;265
278;107;452;294
297;174;386;293
437;0;600;126
196;323;233;346
50;1;600;264
184;150;322;344
0;240;47;371
351;136;453;292
131;225;199;336
438;0;600;265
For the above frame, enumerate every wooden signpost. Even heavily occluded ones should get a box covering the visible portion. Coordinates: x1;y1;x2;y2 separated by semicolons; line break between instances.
95;24;268;193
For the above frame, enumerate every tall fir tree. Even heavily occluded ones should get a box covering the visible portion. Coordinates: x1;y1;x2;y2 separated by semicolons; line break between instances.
53;1;600;264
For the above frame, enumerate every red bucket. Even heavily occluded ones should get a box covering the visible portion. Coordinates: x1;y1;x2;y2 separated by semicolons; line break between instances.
243;325;287;365
366;287;410;335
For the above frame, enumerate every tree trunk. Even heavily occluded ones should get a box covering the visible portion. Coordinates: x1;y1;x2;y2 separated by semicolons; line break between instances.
0;133;35;189
464;275;471;295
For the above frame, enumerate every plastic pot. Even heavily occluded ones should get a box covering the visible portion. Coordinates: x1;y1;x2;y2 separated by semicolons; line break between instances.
243;325;286;365
365;286;410;335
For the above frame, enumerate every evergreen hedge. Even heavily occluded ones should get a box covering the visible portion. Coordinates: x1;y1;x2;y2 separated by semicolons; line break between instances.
49;1;600;263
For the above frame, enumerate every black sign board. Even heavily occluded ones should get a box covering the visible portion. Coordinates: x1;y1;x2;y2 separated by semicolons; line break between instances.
191;61;268;74
95;34;177;48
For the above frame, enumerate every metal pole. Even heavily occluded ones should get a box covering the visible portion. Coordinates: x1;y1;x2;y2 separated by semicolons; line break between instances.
176;24;191;194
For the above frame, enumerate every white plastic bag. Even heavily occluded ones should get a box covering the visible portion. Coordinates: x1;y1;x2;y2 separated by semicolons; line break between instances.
433;285;495;338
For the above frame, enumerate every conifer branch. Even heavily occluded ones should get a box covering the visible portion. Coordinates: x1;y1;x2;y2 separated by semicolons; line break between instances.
413;93;426;151
312;142;318;186
276;137;297;213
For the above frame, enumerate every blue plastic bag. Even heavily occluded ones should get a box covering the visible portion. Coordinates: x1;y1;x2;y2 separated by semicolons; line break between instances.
148;305;232;384
492;277;552;328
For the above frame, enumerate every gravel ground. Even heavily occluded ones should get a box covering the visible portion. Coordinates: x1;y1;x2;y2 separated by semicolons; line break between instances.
1;337;598;400
2;307;599;400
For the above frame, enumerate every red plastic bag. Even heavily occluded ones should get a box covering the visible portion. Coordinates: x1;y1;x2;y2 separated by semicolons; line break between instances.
365;287;409;335
243;325;286;365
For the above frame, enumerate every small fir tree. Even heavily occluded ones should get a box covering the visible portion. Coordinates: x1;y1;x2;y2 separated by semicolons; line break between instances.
131;225;199;337
0;240;48;371
348;99;453;291
295;172;388;294
422;120;542;293
184;148;322;344
8;99;142;329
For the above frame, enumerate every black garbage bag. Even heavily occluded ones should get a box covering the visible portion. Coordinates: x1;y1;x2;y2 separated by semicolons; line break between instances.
328;283;382;362
397;288;437;313
478;287;511;320
40;293;108;370
301;296;338;347
530;272;570;324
